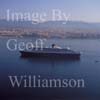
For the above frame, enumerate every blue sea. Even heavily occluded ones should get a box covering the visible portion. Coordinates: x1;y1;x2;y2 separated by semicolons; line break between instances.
0;37;100;100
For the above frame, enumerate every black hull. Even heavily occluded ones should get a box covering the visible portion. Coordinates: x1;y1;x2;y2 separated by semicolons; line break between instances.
20;51;80;60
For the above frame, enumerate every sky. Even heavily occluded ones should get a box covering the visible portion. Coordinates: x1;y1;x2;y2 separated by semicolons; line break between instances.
0;0;100;22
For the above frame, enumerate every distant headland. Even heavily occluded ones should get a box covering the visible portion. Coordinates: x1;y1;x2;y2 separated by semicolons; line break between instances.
0;20;100;38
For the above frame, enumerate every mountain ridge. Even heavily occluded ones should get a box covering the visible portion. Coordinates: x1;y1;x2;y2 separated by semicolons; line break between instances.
0;20;100;38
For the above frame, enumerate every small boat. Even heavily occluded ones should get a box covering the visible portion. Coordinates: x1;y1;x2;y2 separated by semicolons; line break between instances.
20;44;80;60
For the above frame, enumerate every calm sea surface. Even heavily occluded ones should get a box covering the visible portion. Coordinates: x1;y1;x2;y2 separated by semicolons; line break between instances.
0;37;100;100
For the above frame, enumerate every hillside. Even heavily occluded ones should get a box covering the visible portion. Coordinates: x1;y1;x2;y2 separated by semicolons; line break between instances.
0;20;100;38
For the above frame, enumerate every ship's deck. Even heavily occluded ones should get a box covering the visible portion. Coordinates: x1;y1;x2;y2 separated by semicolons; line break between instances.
27;48;76;53
22;48;80;55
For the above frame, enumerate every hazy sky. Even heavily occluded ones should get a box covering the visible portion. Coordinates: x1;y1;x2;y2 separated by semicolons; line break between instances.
0;0;100;22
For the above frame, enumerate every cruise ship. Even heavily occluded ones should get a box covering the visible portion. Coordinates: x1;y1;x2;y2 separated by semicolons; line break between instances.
20;44;80;60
